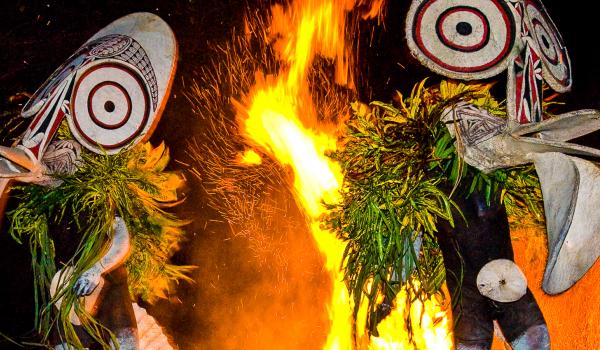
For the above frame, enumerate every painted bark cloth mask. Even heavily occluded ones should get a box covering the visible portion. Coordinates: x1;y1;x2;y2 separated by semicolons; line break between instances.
407;0;600;296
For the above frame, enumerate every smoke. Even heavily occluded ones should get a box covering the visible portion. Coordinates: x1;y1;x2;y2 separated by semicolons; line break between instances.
181;177;332;349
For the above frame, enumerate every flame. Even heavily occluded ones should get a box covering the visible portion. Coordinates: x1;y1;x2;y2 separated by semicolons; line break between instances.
237;149;263;165
237;1;354;347
235;0;453;349
368;285;454;350
238;75;352;349
270;0;355;89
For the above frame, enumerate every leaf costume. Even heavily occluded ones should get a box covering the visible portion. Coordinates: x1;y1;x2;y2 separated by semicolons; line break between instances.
7;141;190;348
325;80;545;340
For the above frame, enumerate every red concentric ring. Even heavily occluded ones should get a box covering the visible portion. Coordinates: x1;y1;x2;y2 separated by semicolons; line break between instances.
71;62;150;151
436;7;490;53
408;0;517;77
87;81;132;130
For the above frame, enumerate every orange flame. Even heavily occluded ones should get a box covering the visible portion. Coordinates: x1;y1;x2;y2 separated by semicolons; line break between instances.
237;2;354;347
236;0;453;349
270;0;355;89
238;74;352;349
368;285;454;350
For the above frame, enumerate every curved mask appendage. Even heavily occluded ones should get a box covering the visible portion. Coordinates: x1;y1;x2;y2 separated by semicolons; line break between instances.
506;0;572;126
511;109;600;141
442;104;600;173
443;104;600;294
0;146;38;177
532;153;600;294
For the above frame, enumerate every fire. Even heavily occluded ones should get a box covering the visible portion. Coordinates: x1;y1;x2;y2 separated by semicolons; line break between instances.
242;85;341;218
236;1;353;347
368;285;454;350
235;0;453;349
237;149;263;165
238;74;352;349
270;0;355;89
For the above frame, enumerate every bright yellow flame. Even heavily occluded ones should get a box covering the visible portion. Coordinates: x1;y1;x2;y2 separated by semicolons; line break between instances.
270;0;355;89
237;0;453;349
369;285;454;350
238;149;263;165
245;89;341;218
241;84;353;348
239;3;355;349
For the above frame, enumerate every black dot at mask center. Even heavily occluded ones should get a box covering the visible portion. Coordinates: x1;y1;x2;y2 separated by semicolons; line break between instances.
456;22;472;36
104;100;116;113
542;35;551;49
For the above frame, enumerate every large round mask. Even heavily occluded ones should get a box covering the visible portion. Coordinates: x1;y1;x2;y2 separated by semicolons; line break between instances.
19;13;177;156
70;62;151;151
523;0;571;92
406;0;519;79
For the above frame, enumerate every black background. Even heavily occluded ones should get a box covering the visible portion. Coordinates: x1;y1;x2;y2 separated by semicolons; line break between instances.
1;0;598;348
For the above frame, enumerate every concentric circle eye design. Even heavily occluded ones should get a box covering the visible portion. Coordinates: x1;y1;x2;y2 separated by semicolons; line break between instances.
70;62;150;154
406;0;518;79
524;0;571;92
437;7;490;53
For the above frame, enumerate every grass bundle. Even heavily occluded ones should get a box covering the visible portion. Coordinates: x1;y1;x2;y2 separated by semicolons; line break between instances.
324;79;544;336
8;142;191;349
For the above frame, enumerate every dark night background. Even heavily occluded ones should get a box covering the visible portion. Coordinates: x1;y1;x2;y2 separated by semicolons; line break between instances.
0;0;598;349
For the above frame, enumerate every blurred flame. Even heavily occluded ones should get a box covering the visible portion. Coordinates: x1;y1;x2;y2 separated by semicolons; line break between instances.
237;75;352;348
237;2;353;347
236;0;452;349
237;149;263;165
270;0;355;89
368;285;454;350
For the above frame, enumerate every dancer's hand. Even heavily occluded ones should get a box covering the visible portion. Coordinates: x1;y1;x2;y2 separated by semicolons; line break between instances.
74;266;102;296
